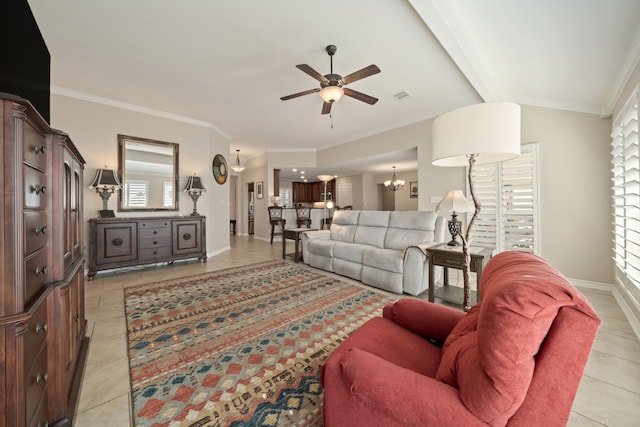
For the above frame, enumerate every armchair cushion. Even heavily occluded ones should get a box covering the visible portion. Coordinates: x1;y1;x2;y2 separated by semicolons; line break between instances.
434;251;593;426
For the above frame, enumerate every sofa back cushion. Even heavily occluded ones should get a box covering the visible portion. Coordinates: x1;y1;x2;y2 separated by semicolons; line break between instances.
384;211;437;250
354;211;390;248
330;210;361;243
434;251;599;426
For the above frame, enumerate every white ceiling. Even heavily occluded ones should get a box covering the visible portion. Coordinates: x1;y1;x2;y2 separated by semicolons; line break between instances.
27;0;640;181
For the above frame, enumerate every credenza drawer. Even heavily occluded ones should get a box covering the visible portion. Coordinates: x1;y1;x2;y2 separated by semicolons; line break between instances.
139;220;170;229
25;344;48;424
25;211;49;256
22;119;47;172
25;249;49;305
24;166;48;209
139;246;172;260
139;226;171;239
139;236;171;249
24;301;48;374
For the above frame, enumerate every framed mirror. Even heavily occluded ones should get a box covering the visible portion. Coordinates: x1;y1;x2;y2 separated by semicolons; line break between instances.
117;134;179;212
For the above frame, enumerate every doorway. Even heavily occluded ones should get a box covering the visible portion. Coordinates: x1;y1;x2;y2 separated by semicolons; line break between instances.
248;182;255;235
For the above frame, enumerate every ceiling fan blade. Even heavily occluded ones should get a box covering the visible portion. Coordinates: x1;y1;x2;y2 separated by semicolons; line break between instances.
280;88;320;101
342;64;380;85
321;101;332;115
343;88;378;105
296;64;328;83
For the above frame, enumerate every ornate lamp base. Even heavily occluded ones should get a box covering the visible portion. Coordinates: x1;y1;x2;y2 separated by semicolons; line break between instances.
447;213;462;246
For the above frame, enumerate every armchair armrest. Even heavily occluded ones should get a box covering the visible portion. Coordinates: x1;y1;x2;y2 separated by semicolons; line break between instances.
340;348;484;426
383;298;464;344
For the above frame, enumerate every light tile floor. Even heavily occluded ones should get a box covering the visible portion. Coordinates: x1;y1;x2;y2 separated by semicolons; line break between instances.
75;235;640;426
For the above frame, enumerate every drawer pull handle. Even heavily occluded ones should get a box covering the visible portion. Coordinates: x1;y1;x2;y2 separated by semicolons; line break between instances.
35;322;48;333
183;233;192;240
153;251;158;255
153;230;158;235
73;314;79;322
112;238;124;246
34;145;46;154
153;241;158;245
36;372;48;384
35;265;48;276
35;225;47;235
33;184;47;195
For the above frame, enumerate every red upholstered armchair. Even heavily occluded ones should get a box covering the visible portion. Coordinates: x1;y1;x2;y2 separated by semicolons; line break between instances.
321;251;601;427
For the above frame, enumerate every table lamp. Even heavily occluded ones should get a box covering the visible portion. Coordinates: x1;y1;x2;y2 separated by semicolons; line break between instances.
436;190;474;246
432;102;520;310
184;174;206;216
89;166;122;218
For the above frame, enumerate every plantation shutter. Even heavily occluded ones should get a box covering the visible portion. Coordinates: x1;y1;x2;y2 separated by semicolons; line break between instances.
124;180;149;207
468;143;539;254
611;86;640;289
163;181;173;207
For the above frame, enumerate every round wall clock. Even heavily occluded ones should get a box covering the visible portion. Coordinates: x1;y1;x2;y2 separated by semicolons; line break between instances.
212;154;228;185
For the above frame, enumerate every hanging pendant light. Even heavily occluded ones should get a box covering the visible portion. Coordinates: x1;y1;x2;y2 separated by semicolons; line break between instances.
384;166;405;191
231;149;246;173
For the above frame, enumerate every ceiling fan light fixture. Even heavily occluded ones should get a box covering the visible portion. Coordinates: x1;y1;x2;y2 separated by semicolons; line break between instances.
320;86;344;103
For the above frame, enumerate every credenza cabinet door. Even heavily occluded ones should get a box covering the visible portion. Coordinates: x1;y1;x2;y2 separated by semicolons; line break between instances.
172;219;203;255
95;222;138;264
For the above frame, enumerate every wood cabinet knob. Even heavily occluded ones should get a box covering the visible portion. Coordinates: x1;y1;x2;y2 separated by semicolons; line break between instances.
183;233;192;240
112;238;124;246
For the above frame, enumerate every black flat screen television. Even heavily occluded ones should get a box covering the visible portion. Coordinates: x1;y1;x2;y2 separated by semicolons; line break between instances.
0;0;51;123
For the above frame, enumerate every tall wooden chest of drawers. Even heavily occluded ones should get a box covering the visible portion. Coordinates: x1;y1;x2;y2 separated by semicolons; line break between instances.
0;93;89;427
88;216;207;279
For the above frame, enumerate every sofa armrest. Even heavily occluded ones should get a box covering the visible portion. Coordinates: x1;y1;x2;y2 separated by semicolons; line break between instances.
383;298;464;344
340;348;484;426
301;229;331;264
302;229;330;241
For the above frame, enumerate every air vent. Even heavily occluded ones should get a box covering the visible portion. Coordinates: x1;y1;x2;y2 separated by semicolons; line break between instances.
393;91;410;100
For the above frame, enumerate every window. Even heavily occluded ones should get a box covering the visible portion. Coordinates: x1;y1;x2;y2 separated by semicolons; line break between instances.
279;188;292;208
468;143;539;254
124;180;149;207
163;182;174;207
611;86;640;290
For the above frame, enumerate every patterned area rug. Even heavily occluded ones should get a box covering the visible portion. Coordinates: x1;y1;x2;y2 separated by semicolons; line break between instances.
125;260;395;427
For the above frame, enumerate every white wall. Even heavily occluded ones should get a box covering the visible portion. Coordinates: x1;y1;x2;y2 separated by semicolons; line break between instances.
49;93;231;257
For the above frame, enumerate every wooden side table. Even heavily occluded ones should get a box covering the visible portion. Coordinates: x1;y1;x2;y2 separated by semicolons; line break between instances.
282;228;317;262
427;244;494;311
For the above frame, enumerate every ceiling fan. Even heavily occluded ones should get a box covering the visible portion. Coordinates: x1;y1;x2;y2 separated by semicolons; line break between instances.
280;44;381;115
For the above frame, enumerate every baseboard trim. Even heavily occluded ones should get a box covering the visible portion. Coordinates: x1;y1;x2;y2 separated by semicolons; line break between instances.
570;278;613;292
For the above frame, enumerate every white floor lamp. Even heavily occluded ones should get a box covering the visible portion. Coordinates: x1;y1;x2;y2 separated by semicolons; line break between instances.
431;102;521;310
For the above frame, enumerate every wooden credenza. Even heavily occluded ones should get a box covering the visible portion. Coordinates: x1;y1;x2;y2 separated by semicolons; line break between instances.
0;93;89;427
88;216;207;279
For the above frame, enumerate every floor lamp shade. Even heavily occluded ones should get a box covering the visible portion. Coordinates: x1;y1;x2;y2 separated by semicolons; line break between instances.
431;102;521;311
432;102;521;166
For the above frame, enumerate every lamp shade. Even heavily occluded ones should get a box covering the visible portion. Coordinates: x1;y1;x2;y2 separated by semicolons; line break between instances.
89;168;122;189
432;102;521;167
436;190;474;214
184;175;206;192
319;86;344;103
317;174;334;182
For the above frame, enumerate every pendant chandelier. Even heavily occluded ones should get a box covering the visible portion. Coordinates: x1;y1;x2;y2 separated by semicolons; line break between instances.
231;149;246;173
384;166;405;191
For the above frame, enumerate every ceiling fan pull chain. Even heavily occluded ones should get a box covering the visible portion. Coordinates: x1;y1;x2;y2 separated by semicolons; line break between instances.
330;113;334;129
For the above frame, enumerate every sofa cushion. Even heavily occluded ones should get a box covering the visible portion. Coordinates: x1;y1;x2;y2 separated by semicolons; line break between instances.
434;251;582;426
362;247;403;273
334;242;368;263
330;210;360;243
385;211;437;250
